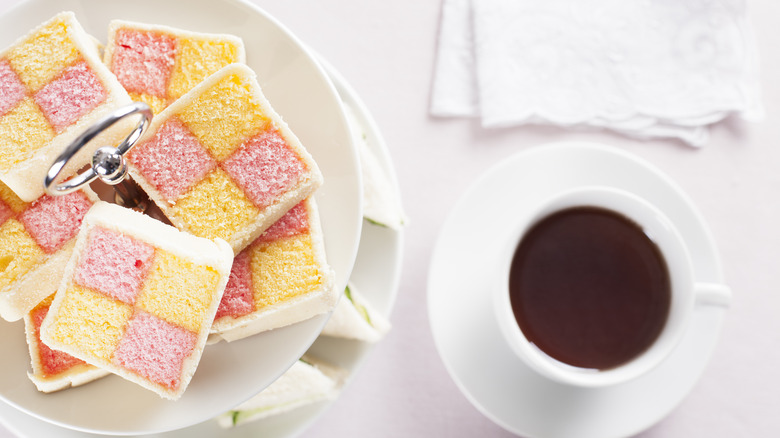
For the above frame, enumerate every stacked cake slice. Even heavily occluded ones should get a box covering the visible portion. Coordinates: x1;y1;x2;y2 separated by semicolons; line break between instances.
126;63;323;253
0;181;97;321
40;202;233;399
103;20;245;115
211;197;336;341
0;11;131;201
25;293;109;392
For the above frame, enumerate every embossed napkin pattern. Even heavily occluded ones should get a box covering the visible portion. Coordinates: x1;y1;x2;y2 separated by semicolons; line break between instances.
430;0;763;146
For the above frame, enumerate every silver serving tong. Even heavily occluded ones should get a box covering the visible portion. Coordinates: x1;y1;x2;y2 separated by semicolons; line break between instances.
43;102;153;210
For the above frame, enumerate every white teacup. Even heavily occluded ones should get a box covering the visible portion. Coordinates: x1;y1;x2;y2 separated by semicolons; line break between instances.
493;186;731;388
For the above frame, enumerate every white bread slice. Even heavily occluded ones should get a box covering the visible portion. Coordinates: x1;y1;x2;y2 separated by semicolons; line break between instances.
0;186;100;322
209;197;336;342
40;201;233;400
344;104;406;229
125;63;323;254
0;11;132;202
216;355;346;427
321;283;391;343
24;294;109;393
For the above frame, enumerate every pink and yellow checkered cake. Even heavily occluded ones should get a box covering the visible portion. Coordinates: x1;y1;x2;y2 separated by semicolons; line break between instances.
24;294;109;393
127;63;323;254
211;197;336;342
103;20;245;115
0;12;132;201
0;181;97;321
40;202;233;400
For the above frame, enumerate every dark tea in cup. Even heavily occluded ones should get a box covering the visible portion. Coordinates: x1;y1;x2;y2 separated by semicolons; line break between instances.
494;186;730;387
508;206;671;371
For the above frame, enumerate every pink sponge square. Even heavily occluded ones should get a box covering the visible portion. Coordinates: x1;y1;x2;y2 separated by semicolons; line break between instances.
0;201;11;226
31;304;85;376
129;118;216;201
215;250;253;319
19;191;92;253
111;29;175;97
73;227;155;304
113;311;196;390
0;59;26;117
222;129;306;209
34;61;107;132
258;200;309;243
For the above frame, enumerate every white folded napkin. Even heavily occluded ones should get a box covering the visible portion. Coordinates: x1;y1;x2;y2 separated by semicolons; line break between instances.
430;0;763;146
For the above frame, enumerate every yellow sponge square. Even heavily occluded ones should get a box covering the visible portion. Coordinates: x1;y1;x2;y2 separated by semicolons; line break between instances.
0;98;55;172
167;38;242;102
46;285;133;361
136;250;220;333
0;181;27;213
171;168;258;241
177;72;267;161
6;17;80;92
0;219;44;292
128;92;167;117
249;234;324;308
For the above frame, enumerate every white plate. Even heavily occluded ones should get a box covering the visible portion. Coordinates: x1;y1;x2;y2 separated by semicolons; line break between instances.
428;142;728;438
0;50;403;438
0;0;362;435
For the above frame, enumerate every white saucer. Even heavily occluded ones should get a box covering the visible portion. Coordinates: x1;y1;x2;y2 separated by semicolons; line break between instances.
427;142;728;438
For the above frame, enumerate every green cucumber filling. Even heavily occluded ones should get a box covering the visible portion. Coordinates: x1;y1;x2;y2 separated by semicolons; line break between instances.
230;396;324;425
345;286;372;325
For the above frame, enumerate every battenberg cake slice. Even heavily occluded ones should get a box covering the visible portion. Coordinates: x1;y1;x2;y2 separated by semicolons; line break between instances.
0;181;98;321
25;293;109;393
103;20;245;115
126;63;323;254
40;202;233;400
211;197;336;342
0;11;132;201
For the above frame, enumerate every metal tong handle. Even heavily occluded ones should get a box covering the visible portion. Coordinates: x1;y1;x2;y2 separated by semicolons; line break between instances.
43;102;153;196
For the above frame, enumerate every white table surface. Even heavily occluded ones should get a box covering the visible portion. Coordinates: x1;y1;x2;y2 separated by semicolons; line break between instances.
0;0;778;437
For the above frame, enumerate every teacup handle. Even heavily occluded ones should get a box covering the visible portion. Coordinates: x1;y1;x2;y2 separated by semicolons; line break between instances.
694;282;732;307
